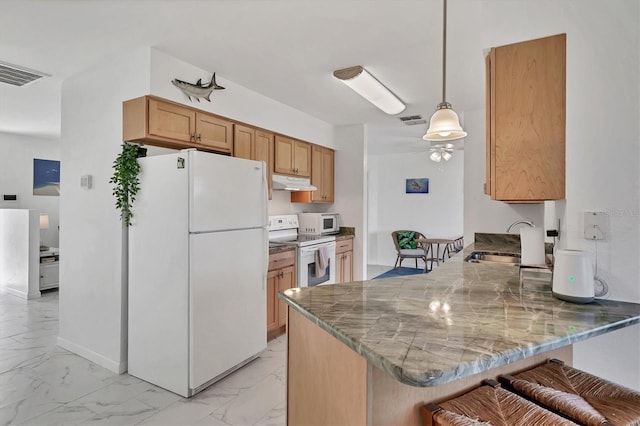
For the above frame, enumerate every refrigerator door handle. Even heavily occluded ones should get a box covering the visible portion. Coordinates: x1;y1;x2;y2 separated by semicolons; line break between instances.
262;165;268;227
263;228;269;290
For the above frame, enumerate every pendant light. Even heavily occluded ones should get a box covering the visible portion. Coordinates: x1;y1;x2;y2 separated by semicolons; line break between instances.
423;0;467;142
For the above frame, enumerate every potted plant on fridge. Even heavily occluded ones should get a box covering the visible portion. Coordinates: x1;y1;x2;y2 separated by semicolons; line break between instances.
110;142;144;226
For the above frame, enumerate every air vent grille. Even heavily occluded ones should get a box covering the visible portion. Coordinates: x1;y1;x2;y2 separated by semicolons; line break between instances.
398;115;426;126
0;61;50;86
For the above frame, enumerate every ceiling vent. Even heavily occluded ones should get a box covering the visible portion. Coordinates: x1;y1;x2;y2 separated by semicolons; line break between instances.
0;61;50;87
398;115;426;126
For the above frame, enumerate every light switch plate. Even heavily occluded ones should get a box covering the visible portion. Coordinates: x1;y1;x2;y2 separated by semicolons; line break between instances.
80;175;92;189
583;212;608;240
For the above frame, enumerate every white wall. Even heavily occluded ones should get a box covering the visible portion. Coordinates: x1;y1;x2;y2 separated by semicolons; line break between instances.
369;151;464;268
0;78;61;138
0;133;60;247
149;49;334;149
462;0;640;389
330;125;367;280
58;47;151;373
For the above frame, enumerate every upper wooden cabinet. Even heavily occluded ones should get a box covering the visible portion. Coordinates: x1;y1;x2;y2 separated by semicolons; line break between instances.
292;145;334;203
234;124;274;199
123;95;233;154
319;147;334;202
274;135;311;177
234;124;254;160
196;113;233;153
486;33;566;203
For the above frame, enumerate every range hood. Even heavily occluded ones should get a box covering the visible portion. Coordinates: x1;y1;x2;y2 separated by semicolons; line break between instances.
272;174;317;191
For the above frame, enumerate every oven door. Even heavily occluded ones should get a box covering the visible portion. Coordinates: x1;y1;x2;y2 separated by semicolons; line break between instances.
297;242;336;287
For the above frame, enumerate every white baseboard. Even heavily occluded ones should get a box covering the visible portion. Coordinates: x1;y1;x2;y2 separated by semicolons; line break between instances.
57;336;128;374
5;287;41;300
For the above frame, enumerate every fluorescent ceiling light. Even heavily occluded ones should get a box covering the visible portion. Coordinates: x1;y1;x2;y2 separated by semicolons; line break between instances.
333;66;406;115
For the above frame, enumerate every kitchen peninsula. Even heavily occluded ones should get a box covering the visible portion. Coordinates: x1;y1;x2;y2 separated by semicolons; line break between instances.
279;241;640;425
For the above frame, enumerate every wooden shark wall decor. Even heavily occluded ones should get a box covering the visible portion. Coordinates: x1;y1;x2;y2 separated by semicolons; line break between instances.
171;73;225;102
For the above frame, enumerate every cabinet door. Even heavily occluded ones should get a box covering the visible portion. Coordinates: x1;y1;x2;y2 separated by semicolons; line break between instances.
293;141;311;177
148;98;196;143
277;266;295;327
40;262;59;290
322;148;334;202
274;135;295;175
335;252;344;284
485;51;494;196
267;270;278;331
255;130;273;199
196;112;233;154
342;251;353;283
310;145;324;201
234;124;254;160
490;34;566;202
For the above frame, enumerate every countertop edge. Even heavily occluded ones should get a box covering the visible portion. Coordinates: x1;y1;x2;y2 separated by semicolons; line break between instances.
279;286;640;387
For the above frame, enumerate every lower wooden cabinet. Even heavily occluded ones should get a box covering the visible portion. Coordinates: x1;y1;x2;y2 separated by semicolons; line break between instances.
335;238;354;283
267;250;296;340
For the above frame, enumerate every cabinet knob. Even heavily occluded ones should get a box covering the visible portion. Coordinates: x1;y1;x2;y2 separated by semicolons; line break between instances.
196;134;202;141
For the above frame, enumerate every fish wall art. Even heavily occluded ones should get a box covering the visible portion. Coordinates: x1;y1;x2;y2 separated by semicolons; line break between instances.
405;178;429;194
171;73;225;102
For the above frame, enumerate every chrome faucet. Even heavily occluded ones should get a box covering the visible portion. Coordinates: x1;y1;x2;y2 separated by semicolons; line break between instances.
506;220;535;233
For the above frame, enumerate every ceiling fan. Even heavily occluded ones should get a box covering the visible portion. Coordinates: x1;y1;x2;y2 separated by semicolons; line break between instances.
428;143;459;162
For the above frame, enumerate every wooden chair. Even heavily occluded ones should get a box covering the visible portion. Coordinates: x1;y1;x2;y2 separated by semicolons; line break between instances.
391;230;429;271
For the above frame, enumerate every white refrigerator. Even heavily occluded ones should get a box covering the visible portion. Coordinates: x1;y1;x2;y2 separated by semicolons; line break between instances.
128;149;268;397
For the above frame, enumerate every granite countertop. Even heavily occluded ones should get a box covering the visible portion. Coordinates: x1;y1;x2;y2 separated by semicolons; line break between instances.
268;245;296;255
335;234;354;241
278;236;640;387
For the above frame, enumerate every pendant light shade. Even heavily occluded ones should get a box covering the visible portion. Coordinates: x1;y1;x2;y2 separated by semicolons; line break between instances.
423;0;467;142
424;102;467;141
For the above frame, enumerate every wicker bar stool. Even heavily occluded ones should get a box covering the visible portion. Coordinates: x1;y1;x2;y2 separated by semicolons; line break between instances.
499;359;640;426
421;379;577;426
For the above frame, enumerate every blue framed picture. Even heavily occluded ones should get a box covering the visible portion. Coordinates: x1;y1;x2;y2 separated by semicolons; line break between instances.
406;178;429;194
33;159;60;196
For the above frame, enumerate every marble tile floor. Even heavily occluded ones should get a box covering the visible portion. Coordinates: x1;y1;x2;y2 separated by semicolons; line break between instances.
0;290;287;426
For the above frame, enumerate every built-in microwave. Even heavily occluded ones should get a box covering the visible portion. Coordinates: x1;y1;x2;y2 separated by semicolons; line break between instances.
297;213;340;235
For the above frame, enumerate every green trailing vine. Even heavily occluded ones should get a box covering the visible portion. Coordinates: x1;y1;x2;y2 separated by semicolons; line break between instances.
110;143;141;226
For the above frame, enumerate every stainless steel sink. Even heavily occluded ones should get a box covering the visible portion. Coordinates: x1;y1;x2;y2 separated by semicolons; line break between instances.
464;251;521;266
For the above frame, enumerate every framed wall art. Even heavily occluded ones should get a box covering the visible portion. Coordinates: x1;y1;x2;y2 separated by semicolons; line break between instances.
33;159;60;196
405;178;429;194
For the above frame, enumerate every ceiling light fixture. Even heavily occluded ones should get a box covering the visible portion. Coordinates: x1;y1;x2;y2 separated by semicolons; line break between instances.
423;0;467;142
333;66;406;115
429;143;455;162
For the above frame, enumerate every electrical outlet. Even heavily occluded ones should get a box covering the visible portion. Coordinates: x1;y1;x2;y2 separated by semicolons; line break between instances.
583;212;608;240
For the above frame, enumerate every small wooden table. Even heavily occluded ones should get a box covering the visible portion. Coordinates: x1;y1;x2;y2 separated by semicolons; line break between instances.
416;237;463;270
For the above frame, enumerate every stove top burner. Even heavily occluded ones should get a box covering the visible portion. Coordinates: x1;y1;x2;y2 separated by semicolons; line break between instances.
269;234;336;247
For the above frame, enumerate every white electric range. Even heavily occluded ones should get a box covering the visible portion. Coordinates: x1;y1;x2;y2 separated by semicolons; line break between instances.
268;215;336;287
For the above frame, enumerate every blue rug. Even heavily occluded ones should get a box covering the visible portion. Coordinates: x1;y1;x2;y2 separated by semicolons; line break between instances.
373;267;427;280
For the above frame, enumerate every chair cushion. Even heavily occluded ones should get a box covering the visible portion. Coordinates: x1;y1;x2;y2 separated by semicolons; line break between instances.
399;249;424;256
